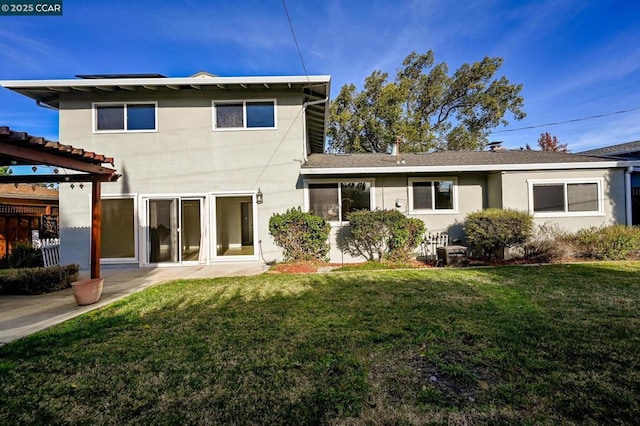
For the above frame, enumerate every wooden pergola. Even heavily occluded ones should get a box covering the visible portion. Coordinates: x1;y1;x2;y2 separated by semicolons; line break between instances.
0;126;120;278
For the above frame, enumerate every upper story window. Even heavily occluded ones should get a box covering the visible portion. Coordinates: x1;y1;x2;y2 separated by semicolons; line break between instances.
409;178;458;213
94;102;157;132
528;179;603;216
213;100;276;130
306;180;373;224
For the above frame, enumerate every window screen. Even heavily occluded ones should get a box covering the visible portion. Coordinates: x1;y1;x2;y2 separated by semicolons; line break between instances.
96;105;124;130
533;184;565;212
216;104;244;128
101;199;135;258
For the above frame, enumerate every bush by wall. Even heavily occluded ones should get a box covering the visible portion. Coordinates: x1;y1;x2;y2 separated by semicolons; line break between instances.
269;207;331;262
523;223;574;263
0;264;79;295
464;208;533;259
571;225;640;260
340;210;425;262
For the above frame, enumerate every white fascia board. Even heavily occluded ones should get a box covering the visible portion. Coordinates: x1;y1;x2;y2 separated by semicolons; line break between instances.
0;75;331;89
300;161;640;175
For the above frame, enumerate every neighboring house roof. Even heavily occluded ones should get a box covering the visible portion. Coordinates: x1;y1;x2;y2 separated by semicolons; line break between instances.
0;183;58;201
0;74;332;155
577;140;640;159
301;150;640;175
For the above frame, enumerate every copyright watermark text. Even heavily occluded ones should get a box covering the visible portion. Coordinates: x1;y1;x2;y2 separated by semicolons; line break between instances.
0;1;62;15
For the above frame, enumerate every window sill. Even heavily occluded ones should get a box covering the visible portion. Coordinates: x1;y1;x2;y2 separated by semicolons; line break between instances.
94;129;158;134
532;212;605;218
409;210;459;215
212;127;277;132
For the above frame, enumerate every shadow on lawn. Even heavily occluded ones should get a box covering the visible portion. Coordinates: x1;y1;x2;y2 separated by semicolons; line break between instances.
1;262;639;424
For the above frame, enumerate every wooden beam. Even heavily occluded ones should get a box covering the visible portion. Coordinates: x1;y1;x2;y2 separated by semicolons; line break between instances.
96;86;115;91
70;86;92;92
216;84;226;90
90;181;101;279
0;141;116;175
240;84;248;89
166;85;180;90
0;173;119;183
48;87;70;92
190;84;201;90
119;86;136;91
263;83;270;89
143;85;158;91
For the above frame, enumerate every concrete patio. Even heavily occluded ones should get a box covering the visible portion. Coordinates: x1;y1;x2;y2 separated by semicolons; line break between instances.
0;262;269;345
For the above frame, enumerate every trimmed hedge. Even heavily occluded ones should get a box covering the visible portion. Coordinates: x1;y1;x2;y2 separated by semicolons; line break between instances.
269;207;331;262
0;264;80;295
465;208;533;259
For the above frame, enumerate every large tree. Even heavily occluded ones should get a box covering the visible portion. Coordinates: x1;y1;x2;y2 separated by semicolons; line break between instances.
327;50;526;153
537;132;568;152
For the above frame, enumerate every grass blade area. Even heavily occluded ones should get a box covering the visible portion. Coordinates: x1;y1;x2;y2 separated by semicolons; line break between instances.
1;262;639;424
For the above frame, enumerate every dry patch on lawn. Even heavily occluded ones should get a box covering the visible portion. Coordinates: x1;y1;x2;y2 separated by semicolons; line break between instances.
335;349;544;425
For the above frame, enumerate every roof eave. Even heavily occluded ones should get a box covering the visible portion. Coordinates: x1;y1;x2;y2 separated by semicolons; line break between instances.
300;161;640;175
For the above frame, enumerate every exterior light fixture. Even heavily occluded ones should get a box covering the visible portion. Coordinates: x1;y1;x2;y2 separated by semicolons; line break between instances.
256;188;264;204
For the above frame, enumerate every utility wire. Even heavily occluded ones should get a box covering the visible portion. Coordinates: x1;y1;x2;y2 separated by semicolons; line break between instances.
491;106;640;134
282;0;310;82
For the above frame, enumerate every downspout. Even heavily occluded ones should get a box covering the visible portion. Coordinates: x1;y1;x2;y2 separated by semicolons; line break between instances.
302;97;329;162
625;166;633;225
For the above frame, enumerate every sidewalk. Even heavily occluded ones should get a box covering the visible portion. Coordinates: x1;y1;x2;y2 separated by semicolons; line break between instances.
0;262;269;345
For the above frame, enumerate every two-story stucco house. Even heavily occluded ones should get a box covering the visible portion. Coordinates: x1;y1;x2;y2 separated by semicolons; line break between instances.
2;73;639;269
1;73;331;268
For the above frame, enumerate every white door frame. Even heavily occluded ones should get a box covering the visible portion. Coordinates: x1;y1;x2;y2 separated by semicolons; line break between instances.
210;191;259;262
139;194;208;267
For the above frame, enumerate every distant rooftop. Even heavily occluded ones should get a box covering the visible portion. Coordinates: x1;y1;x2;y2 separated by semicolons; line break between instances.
578;140;640;159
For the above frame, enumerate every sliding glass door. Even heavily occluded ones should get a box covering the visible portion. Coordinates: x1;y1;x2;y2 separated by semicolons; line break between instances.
147;197;202;264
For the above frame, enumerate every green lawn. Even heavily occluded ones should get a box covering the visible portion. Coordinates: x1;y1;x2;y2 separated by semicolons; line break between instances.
1;262;639;424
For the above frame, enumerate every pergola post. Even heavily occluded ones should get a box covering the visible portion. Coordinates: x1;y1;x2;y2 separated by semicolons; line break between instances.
90;180;101;279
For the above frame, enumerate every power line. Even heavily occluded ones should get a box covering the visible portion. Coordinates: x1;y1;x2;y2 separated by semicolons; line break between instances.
491;106;640;134
282;0;310;81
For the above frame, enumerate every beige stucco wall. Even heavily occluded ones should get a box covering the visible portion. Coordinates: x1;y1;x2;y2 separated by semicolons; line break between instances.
500;168;626;232
58;89;306;268
486;172;503;209
325;173;486;263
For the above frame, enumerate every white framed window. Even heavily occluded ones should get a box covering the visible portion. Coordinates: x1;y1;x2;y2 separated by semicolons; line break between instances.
93;102;157;132
304;179;375;225
408;177;458;213
213;100;276;130
527;178;604;217
101;195;138;262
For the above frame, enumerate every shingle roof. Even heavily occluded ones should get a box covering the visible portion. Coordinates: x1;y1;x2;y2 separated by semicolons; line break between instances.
301;150;635;174
577;140;640;158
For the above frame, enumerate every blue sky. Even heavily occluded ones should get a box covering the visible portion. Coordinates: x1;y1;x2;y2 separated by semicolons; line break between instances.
1;0;639;152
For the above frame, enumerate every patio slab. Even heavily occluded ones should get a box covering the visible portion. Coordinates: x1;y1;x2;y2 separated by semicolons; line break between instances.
0;262;268;345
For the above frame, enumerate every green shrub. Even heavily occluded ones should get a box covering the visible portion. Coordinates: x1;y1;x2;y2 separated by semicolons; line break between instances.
0;242;43;269
0;264;79;295
571;225;640;260
269;207;330;262
464;208;533;259
339;210;425;262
